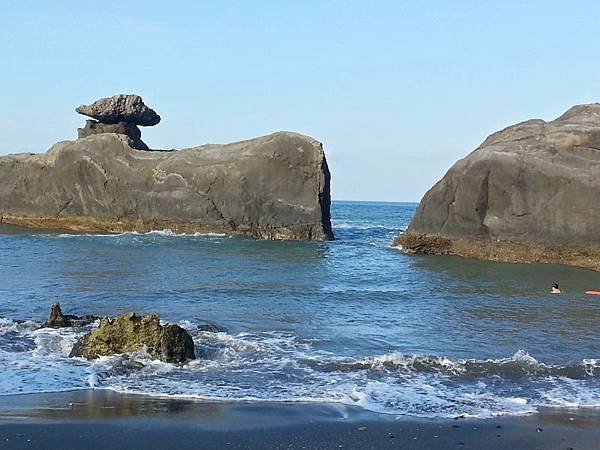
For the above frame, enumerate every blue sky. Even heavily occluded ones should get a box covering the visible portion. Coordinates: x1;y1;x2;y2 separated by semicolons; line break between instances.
2;1;600;201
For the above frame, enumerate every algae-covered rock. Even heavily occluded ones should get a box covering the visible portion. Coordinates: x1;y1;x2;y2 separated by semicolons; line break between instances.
70;312;195;363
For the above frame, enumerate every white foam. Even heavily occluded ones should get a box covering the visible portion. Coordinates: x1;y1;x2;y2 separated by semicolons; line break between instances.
1;321;599;419
332;222;394;231
56;229;228;238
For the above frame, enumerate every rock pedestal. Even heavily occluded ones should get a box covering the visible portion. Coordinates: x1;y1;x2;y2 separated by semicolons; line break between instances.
77;120;149;150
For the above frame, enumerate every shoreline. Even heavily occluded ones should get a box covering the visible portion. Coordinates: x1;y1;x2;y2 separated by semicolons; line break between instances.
1;391;599;449
0;214;332;241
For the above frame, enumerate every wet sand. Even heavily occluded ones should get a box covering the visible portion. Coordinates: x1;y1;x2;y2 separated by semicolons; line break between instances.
1;391;599;449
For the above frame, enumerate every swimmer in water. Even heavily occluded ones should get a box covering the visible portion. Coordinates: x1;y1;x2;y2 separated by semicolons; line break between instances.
551;283;562;294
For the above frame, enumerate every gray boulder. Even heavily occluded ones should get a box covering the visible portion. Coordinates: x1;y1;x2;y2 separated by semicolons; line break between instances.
396;103;600;270
76;94;160;126
0;131;333;240
77;120;149;150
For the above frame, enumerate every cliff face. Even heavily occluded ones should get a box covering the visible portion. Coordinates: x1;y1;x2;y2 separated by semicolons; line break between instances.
0;131;333;240
396;104;600;270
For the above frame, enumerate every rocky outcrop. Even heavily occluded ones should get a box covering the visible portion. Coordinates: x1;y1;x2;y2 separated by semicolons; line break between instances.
75;94;159;150
43;303;98;328
70;312;195;363
76;94;160;126
396;103;600;270
0;95;333;240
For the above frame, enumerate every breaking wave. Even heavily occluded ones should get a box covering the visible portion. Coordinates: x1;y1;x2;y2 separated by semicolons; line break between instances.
56;229;229;238
1;317;599;419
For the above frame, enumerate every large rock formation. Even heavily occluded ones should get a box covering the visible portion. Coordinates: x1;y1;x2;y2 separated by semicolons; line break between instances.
396;103;600;270
0;95;333;240
70;312;195;363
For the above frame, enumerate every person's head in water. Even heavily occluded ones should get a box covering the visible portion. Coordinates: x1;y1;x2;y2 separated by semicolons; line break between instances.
551;283;562;294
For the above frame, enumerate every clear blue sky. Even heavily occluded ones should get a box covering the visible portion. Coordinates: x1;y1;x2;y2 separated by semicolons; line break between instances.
2;1;600;201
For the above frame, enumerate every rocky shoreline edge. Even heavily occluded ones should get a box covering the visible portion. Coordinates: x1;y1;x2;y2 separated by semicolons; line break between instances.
395;232;600;271
0;213;326;240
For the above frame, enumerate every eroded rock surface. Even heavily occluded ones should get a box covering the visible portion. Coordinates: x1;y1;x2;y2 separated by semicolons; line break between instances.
76;94;160;126
77;120;149;150
396;103;600;270
70;312;195;363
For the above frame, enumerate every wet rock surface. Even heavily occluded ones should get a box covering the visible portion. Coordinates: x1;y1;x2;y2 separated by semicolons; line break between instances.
43;303;98;328
70;312;195;363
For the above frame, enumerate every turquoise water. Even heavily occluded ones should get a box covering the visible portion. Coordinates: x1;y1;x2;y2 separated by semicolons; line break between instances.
0;201;599;417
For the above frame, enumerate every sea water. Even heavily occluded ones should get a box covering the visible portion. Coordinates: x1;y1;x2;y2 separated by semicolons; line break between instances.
0;201;599;418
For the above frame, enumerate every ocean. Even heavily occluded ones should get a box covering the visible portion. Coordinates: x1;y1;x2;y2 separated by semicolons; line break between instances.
0;201;599;418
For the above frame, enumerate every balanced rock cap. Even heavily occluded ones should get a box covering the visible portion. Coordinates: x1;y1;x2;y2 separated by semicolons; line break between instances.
75;94;161;126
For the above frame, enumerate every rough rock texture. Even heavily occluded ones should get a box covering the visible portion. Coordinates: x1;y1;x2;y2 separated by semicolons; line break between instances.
0;131;333;240
76;94;160;126
77;120;149;150
69;312;195;363
396;103;600;270
43;303;98;328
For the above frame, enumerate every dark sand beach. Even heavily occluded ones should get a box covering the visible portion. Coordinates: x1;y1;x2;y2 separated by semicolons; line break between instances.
1;391;599;449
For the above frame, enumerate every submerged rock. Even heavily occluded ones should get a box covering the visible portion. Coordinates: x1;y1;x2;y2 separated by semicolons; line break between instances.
76;94;160;126
43;303;98;328
197;324;223;333
396;103;600;270
69;312;195;363
44;303;70;327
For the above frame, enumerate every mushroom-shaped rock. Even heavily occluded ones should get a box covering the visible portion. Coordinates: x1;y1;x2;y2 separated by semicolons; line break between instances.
76;94;161;126
69;312;195;363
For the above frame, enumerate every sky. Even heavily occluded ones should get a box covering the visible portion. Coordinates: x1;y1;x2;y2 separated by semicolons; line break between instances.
2;1;600;202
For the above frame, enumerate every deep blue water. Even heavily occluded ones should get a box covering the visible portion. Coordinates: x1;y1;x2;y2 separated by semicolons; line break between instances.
0;201;599;417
